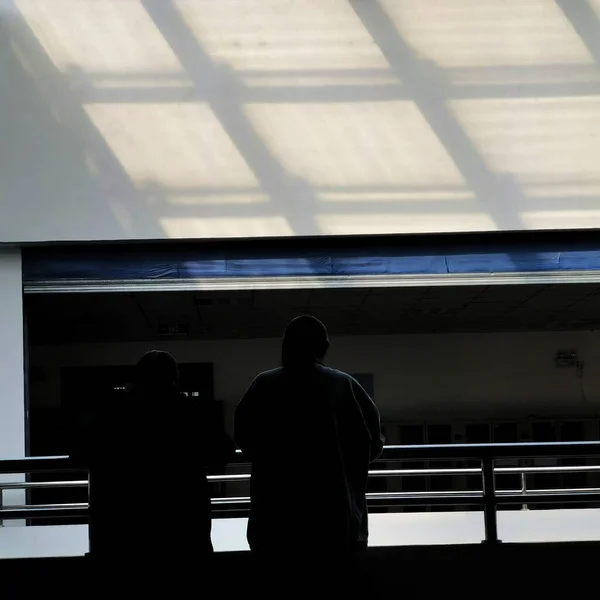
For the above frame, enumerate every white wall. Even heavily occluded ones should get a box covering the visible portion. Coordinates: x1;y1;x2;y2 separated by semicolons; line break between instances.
0;249;26;521
29;329;600;430
2;0;600;243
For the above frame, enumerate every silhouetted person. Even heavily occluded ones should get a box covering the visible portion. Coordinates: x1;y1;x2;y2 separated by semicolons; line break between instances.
235;316;384;587
74;350;235;563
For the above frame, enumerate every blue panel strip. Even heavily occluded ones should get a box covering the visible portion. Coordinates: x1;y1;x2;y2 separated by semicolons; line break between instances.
332;253;448;276
22;242;600;282
445;250;561;274
559;250;600;271
226;255;333;277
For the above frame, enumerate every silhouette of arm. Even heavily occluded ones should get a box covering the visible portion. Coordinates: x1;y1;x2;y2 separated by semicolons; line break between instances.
234;378;259;461
351;379;385;462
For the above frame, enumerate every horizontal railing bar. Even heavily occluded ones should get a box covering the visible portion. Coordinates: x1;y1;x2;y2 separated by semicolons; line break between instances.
210;465;600;481
211;492;483;506
212;497;251;505
367;490;483;499
4;485;600;520
368;468;481;477
5;463;600;488
496;465;600;475
5;463;600;491
0;480;88;490
207;474;251;482
367;497;482;507
8;485;598;509
210;488;600;508
3;503;88;510
3;441;600;474
213;468;477;481
210;490;485;505
0;507;88;520
498;487;600;497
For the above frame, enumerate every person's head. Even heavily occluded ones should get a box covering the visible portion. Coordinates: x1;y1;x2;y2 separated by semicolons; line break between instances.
134;350;179;398
281;315;330;367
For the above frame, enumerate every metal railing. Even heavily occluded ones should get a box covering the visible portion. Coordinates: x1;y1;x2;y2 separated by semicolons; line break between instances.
3;441;600;543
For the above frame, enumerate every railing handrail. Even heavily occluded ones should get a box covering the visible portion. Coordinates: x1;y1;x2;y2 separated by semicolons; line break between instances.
6;483;600;517
5;440;600;543
4;440;600;474
4;462;600;489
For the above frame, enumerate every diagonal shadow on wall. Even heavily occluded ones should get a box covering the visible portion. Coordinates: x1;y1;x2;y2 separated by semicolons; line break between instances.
0;9;165;242
348;0;551;274
141;0;321;239
556;0;600;65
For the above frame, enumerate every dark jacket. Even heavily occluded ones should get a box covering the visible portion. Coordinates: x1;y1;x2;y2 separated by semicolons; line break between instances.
234;363;384;553
74;391;235;558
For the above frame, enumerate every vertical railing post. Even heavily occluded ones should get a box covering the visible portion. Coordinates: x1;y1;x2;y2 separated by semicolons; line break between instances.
482;455;500;544
0;488;3;527
86;469;93;557
521;471;528;511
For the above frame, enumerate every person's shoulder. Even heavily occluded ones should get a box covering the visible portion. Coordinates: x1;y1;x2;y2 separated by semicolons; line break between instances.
317;364;355;382
254;367;285;382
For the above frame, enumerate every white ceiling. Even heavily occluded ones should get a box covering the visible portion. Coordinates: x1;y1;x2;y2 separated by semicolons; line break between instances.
25;282;600;345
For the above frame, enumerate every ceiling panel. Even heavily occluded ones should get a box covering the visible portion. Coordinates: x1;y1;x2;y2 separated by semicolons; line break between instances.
25;282;600;345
